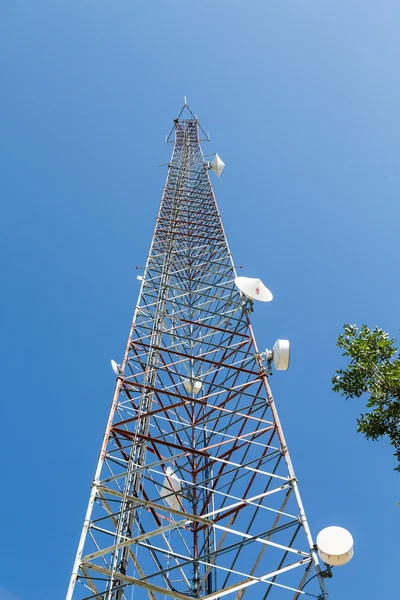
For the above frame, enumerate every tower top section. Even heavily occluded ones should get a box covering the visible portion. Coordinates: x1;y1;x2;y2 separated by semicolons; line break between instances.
166;98;210;143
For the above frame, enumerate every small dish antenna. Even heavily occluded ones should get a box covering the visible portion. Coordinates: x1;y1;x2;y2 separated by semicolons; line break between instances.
235;277;273;302
137;275;143;281
211;154;225;177
316;526;354;567
111;360;122;375
183;379;203;395
266;339;290;371
160;466;183;511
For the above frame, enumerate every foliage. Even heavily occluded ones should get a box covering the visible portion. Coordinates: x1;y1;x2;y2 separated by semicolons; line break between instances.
332;324;400;471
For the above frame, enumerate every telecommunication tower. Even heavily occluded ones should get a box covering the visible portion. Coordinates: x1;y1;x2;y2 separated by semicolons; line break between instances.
67;103;351;600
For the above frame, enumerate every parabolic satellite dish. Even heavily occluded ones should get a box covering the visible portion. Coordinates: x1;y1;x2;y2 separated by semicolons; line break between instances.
316;526;354;567
211;154;225;177
183;379;203;395
160;466;183;512
111;360;121;375
235;277;273;302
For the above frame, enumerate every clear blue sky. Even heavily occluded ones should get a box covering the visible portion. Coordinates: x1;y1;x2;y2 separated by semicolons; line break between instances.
1;1;399;598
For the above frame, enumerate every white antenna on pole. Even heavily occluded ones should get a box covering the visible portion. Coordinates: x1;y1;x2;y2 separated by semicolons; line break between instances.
211;153;225;176
110;360;122;375
316;526;354;566
160;466;184;511
183;379;203;395
266;339;290;371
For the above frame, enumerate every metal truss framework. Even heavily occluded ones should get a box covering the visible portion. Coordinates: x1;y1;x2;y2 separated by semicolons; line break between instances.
67;105;328;600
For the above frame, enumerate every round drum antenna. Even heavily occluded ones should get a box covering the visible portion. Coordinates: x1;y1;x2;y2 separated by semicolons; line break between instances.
316;526;354;566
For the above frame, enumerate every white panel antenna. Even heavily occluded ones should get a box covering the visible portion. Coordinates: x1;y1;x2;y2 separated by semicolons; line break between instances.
160;466;183;512
235;276;273;302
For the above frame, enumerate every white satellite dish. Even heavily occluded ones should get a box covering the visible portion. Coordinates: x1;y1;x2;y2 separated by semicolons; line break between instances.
160;466;183;512
316;526;354;567
211;154;225;177
235;277;273;302
268;339;290;371
111;360;121;375
137;275;143;281
183;379;203;395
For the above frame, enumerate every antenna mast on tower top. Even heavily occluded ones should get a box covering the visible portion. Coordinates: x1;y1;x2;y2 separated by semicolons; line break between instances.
67;104;340;600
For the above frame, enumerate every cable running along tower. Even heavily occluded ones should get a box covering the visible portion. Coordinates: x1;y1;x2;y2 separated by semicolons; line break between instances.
67;104;331;600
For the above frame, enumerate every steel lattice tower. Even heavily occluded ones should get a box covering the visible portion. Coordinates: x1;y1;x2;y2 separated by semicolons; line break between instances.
67;104;329;600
